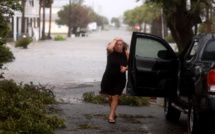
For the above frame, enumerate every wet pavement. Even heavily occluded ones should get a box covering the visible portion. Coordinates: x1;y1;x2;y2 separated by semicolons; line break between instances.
3;29;188;134
53;82;187;134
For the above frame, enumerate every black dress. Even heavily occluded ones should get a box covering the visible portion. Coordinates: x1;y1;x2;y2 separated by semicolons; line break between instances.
100;49;128;95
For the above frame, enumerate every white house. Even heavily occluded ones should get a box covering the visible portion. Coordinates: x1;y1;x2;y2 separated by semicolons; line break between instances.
41;6;68;35
4;0;40;41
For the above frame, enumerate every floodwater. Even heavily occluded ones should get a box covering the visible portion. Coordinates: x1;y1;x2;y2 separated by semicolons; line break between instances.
3;29;133;85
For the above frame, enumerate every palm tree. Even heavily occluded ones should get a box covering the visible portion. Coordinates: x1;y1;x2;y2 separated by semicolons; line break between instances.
41;0;45;40
47;0;53;39
21;0;25;33
39;0;42;39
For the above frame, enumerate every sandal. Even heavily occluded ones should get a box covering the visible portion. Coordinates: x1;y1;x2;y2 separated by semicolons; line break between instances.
108;119;116;124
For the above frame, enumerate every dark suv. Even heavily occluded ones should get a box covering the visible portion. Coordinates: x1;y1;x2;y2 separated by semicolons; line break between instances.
126;32;215;134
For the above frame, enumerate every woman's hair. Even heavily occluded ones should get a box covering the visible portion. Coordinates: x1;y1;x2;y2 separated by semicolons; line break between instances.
122;41;129;50
116;40;129;50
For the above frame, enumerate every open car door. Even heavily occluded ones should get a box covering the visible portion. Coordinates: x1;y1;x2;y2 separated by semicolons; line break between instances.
127;32;178;97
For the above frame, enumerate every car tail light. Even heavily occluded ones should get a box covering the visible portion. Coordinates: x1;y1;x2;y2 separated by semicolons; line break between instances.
207;69;215;93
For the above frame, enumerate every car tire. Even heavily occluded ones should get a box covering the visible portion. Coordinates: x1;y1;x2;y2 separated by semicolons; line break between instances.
188;101;207;134
188;103;198;134
164;97;181;121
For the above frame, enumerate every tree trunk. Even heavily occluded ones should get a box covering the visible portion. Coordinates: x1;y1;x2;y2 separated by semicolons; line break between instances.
39;0;41;39
72;27;78;36
21;0;25;33
47;0;52;39
144;22;147;33
163;0;193;52
42;0;45;40
68;0;71;37
151;17;162;37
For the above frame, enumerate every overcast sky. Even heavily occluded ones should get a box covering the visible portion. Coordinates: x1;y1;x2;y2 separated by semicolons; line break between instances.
83;0;143;20
53;0;143;21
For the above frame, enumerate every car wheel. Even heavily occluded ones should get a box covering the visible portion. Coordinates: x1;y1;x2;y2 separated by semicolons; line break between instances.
188;104;206;134
164;97;181;121
188;104;195;134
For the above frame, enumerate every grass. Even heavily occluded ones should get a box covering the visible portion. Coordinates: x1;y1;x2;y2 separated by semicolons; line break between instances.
78;123;100;129
82;92;150;106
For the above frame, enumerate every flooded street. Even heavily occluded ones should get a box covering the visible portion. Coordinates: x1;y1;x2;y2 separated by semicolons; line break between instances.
4;29;132;85
3;29;133;103
3;29;188;134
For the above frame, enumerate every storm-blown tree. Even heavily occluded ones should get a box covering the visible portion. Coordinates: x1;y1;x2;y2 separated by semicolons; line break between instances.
0;0;22;77
56;4;90;35
123;9;137;28
138;0;207;52
0;0;22;45
96;15;108;29
86;6;109;29
141;3;163;36
111;17;120;28
123;3;161;34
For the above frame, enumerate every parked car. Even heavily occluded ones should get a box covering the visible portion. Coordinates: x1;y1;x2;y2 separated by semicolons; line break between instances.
127;32;215;134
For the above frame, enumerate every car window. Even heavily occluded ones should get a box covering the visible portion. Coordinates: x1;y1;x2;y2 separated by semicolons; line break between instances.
185;41;199;61
202;40;215;61
135;37;169;59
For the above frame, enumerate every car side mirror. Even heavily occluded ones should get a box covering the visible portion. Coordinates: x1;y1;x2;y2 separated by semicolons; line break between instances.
157;50;171;60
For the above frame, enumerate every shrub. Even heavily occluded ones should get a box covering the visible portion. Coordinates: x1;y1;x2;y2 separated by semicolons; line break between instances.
0;63;3;79
0;80;66;133
82;92;150;106
0;20;10;45
118;94;150;106
0;45;15;78
15;37;32;48
0;45;15;63
54;35;66;41
83;92;108;104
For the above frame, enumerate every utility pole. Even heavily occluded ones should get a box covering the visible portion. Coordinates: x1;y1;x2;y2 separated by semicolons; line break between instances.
68;0;71;37
161;8;164;39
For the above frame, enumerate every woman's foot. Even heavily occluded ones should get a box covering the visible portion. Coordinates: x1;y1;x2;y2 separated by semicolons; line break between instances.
108;118;116;124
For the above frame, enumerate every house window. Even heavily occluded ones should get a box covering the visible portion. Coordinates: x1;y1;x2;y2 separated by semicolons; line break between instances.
27;0;34;7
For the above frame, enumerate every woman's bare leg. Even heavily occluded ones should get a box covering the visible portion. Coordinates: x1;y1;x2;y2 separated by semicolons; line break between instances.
108;95;112;108
109;95;119;120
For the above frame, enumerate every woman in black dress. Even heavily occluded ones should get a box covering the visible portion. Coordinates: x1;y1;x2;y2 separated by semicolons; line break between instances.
100;37;129;123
